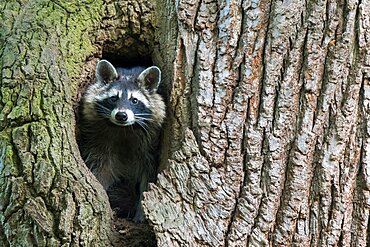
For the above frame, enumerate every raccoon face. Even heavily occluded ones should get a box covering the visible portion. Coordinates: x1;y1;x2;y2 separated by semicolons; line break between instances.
96;86;152;127
87;60;162;129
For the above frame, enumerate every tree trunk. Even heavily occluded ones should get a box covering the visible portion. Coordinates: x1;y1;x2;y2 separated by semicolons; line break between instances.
0;0;158;246
144;0;370;246
1;0;369;247
0;1;116;246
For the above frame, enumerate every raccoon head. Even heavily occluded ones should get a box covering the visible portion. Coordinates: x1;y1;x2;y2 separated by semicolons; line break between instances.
85;60;162;129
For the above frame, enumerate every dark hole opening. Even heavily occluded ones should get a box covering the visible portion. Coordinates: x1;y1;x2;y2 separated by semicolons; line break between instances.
102;51;153;69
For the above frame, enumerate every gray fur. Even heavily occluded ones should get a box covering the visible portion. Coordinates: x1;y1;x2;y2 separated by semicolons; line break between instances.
96;59;118;84
137;66;161;92
80;60;165;222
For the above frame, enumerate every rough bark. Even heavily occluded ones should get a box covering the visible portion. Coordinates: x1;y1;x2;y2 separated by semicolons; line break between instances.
0;1;113;246
144;0;370;246
0;0;158;246
0;0;369;246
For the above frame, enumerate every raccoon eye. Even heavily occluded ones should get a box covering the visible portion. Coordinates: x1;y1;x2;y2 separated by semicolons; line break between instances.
131;98;139;105
109;95;118;102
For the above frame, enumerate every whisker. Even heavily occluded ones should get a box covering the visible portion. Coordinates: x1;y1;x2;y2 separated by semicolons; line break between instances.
96;103;111;112
137;119;149;131
135;116;154;123
136;119;150;136
137;123;149;136
95;102;111;118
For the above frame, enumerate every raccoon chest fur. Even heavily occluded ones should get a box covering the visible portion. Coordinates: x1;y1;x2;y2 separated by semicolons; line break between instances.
84;124;155;189
79;60;165;222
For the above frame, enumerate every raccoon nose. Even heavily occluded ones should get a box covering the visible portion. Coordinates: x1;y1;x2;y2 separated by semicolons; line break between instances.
115;112;128;122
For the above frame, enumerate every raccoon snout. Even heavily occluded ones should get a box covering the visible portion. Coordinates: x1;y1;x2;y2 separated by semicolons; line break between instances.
115;112;128;122
111;109;135;126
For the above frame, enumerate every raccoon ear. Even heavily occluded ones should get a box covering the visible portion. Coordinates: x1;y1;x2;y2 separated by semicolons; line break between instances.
137;66;161;92
96;60;118;84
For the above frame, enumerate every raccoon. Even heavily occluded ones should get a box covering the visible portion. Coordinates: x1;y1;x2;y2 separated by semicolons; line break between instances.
79;60;166;222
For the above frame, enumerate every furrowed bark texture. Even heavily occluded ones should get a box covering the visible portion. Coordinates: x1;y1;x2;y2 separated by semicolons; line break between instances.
0;0;159;246
143;0;370;246
0;1;114;246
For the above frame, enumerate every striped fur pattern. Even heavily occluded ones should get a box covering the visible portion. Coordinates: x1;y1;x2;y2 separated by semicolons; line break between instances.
79;60;165;222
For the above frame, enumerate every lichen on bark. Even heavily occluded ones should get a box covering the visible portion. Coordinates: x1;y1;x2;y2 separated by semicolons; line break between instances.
0;1;114;245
